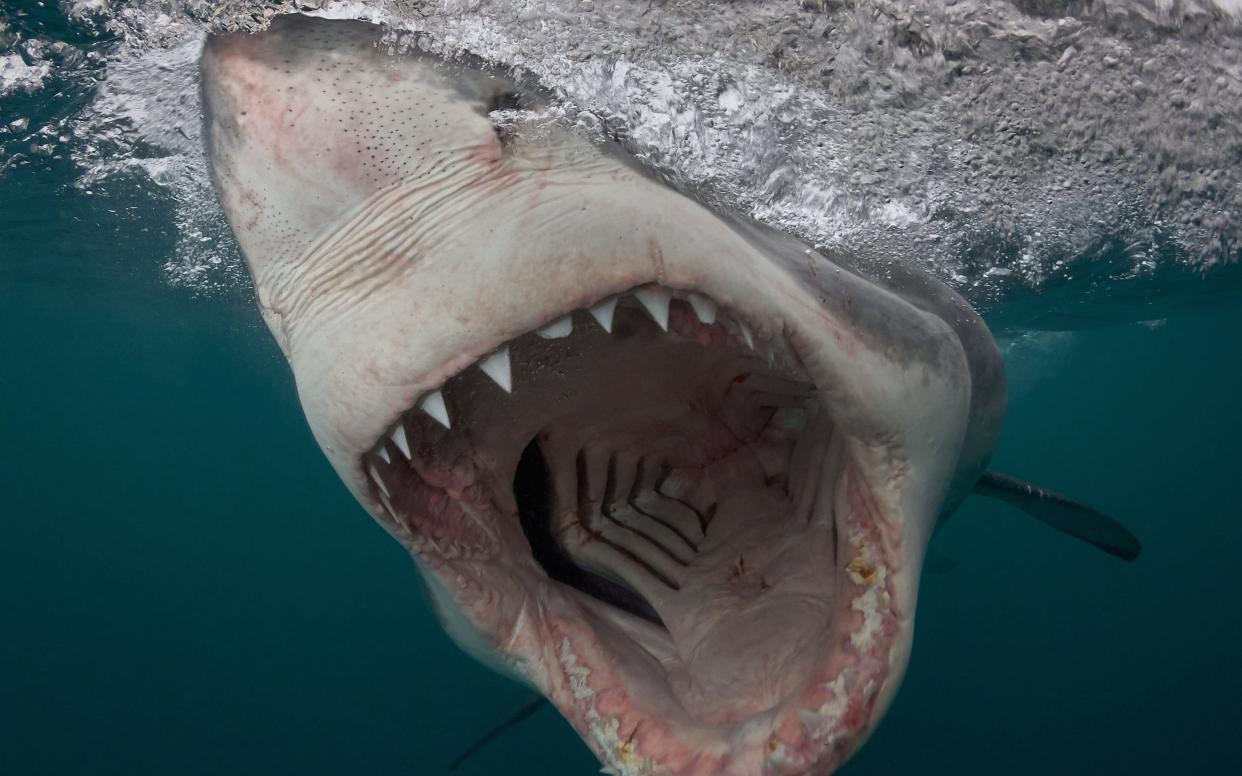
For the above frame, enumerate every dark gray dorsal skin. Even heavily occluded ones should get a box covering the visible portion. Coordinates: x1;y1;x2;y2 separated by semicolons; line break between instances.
200;15;1007;775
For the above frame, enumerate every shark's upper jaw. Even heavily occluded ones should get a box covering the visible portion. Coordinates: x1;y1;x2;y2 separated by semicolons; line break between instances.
358;283;910;775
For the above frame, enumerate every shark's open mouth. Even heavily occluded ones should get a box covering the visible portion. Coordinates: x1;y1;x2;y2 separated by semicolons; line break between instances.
199;12;991;775
362;284;903;774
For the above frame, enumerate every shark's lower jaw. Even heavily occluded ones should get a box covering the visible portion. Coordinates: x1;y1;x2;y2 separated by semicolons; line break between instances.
363;284;904;776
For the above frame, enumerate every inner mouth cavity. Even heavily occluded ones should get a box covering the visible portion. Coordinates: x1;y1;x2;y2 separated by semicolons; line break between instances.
514;439;667;627
364;285;852;721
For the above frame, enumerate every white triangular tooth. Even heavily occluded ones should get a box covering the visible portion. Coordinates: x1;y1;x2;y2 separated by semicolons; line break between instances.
478;347;512;392
390;423;411;459
377;446;391;464
739;321;755;349
688;292;717;324
419;390;451;429
378;491;400;521
588;297;618;333
537;316;573;339
635;287;671;331
369;464;391;499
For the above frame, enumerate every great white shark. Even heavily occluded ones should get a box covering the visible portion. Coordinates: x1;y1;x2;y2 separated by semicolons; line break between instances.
200;15;1138;775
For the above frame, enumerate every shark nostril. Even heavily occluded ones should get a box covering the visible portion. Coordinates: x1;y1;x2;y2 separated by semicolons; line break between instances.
485;90;528;145
485;90;524;114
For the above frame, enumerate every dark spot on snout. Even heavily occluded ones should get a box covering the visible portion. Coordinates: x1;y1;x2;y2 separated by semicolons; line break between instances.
485;91;525;145
486;91;523;114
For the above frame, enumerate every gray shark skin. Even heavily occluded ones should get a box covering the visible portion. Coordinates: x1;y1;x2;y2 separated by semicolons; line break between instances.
201;15;1004;775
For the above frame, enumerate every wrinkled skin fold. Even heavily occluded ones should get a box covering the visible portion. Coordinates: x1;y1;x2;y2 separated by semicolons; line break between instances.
201;15;1004;775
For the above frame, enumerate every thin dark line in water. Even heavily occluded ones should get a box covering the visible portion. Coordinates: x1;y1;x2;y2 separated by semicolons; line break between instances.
447;694;548;771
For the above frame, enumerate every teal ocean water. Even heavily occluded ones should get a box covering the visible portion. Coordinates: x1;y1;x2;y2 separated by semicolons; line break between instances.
4;154;1242;776
3;7;1242;772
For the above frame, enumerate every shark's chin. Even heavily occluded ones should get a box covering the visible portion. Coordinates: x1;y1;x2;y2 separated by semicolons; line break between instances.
361;284;906;775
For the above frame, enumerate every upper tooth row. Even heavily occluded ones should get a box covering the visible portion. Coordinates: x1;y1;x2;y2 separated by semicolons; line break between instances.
386;290;749;438
536;290;715;339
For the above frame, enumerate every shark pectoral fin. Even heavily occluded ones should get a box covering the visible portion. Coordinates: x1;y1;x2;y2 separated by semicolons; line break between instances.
973;471;1142;561
449;691;549;771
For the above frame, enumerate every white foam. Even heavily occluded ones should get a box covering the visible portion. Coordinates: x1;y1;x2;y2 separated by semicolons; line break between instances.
0;54;50;98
